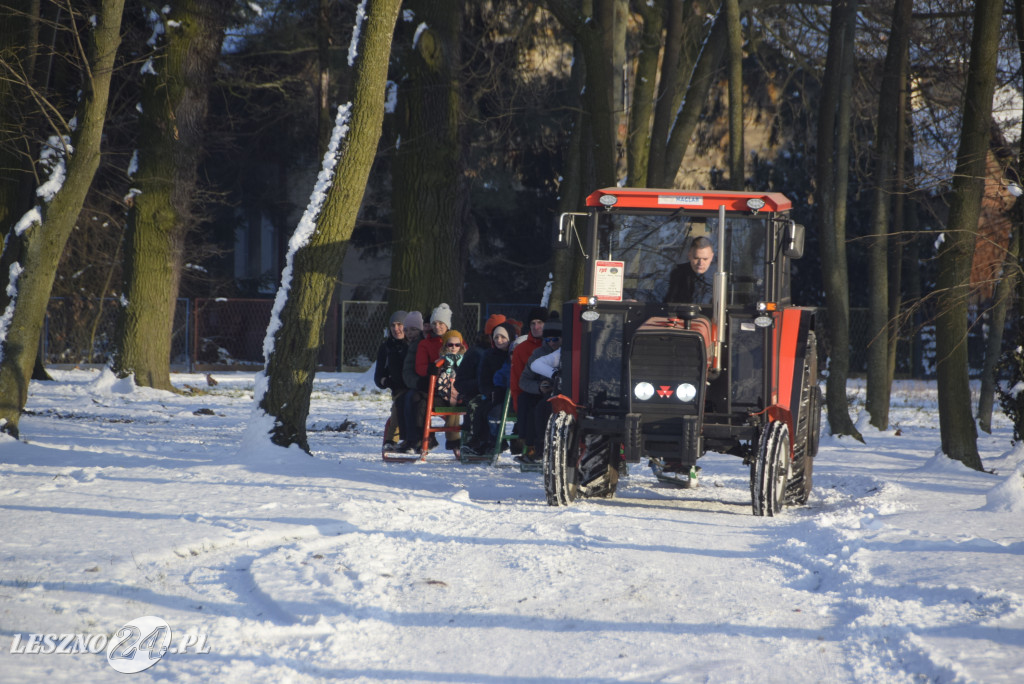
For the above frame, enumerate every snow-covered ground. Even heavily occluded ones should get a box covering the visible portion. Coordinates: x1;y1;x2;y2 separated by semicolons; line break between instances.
0;369;1022;683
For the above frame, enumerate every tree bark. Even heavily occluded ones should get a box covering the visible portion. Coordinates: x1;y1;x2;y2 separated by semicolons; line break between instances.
980;0;1024;434
661;8;728;187
977;227;1019;433
113;0;229;391
626;0;663;188
549;46;586;310
645;0;690;189
257;0;402;451
935;0;1002;471
0;1;36;233
316;0;333;156
816;0;862;441
724;0;743;190
0;0;125;437
0;1;51;383
544;0;617;190
865;0;911;430
389;0;467;320
886;67;910;390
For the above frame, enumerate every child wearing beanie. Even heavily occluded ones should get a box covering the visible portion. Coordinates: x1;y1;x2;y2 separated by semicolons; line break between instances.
437;330;466;403
484;313;506;337
404;306;460;455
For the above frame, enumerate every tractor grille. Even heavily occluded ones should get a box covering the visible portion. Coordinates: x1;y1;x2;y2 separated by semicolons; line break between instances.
628;329;706;426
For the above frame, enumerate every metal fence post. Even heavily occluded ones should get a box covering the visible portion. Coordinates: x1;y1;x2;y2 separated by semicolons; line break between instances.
185;298;192;373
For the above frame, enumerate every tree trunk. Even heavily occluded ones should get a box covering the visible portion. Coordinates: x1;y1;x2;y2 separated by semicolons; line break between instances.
935;0;1002;471
549;51;586;310
866;0;912;430
316;0;332;156
626;0;663;188
817;0;862;441
886;69;911;389
0;2;51;383
645;0;690;188
257;0;402;451
580;0;618;189
612;0;628;181
389;0;466;320
544;0;618;190
0;0;125;438
980;0;1024;434
543;0;618;308
724;0;743;190
661;9;728;187
113;0;229;391
977;226;1019;433
0;2;35;233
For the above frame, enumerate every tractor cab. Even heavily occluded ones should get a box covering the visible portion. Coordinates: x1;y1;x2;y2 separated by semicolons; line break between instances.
545;188;820;515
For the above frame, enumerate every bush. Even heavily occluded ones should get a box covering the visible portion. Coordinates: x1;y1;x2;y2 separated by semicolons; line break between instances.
996;341;1024;444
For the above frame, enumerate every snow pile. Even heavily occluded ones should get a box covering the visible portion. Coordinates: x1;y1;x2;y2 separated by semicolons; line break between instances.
982;443;1024;512
87;367;137;395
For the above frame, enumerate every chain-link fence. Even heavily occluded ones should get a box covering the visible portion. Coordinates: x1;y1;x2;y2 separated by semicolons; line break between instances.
42;297;190;367
39;298;998;377
192;298;338;370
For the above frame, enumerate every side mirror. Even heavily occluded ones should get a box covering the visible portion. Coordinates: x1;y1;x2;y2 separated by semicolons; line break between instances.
783;222;805;259
556;212;587;251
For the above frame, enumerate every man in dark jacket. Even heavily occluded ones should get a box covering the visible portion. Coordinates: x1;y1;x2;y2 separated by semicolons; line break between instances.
374;310;408;448
665;236;715;305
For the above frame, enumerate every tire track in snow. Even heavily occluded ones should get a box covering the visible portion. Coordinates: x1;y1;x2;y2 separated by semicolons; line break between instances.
763;470;1023;682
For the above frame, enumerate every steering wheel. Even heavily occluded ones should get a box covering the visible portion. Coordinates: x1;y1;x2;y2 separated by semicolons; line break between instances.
673;304;702;320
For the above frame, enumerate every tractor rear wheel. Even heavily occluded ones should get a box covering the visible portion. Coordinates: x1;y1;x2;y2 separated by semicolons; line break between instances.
544;411;581;506
751;421;791;516
786;332;819;505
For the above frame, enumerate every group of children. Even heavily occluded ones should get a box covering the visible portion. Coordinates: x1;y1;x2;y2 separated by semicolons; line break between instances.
373;303;562;462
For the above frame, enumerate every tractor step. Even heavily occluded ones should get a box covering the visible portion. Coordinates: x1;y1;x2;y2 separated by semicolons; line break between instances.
649;459;700;488
459;448;493;464
516;454;543;472
382;454;424;463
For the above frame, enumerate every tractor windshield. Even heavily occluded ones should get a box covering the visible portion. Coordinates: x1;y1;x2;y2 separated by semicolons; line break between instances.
596;212;768;306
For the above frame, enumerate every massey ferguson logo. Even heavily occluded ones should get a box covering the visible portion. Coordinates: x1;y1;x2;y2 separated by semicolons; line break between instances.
656;386;673;398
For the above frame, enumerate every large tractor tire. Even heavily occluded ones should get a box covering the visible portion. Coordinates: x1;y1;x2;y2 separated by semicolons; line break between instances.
786;331;819;506
544;411;581;506
751;420;791;516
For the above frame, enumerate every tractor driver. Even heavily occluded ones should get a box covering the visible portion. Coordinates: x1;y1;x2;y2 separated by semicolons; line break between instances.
665;236;714;305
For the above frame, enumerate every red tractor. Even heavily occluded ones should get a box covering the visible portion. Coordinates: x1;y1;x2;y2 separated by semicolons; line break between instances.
543;188;822;515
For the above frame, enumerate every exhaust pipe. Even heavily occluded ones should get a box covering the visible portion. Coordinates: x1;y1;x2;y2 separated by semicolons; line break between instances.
712;204;727;374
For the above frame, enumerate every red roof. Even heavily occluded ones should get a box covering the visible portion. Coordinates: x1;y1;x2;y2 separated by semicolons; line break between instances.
586;187;792;212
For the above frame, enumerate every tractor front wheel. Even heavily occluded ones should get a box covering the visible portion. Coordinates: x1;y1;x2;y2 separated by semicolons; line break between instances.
544;411;581;506
751;421;791;516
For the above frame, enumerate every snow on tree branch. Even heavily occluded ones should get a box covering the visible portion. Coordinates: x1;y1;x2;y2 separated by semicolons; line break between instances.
348;0;368;67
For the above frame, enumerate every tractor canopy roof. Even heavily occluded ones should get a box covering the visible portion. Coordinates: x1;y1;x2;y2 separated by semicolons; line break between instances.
586;188;792;213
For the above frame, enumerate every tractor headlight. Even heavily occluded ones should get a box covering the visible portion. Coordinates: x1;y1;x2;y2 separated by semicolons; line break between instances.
755;301;776;328
634;382;655;401
676;383;697;402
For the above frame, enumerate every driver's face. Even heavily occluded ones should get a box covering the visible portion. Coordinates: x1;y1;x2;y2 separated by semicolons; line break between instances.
689;246;714;275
